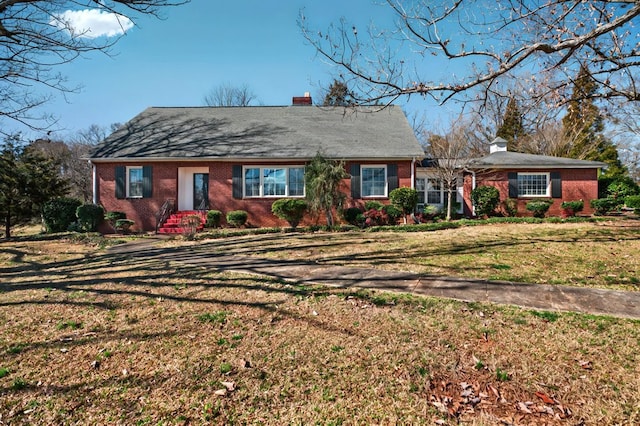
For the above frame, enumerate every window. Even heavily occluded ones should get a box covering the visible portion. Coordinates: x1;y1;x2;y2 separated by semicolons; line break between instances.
361;165;387;197
127;166;143;198
427;178;443;204
416;178;426;205
243;166;305;197
517;173;550;197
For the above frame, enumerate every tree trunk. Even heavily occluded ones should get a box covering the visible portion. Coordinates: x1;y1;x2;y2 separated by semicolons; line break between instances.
4;209;11;239
325;209;334;227
446;189;453;221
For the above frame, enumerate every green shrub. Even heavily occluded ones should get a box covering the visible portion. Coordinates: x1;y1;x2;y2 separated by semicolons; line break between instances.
624;195;640;214
382;204;403;224
226;210;248;228
105;211;126;230
590;198;619;215
471;186;500;217
502;198;518;217
560;200;584;217
525;199;553;218
341;207;364;226
206;210;222;228
43;197;82;233
271;199;307;230
364;200;384;211
114;219;135;233
389;187;418;220
606;177;639;199
75;204;104;232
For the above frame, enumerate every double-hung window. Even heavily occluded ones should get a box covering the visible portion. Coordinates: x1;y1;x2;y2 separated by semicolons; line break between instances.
517;173;550;197
361;165;387;197
243;166;305;197
427;178;443;204
127;166;143;198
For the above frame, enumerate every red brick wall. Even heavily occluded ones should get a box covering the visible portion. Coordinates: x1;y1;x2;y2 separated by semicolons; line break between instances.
95;159;415;232
463;169;600;217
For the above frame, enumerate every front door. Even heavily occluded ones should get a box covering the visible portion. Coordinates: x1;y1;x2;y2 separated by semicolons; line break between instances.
193;173;209;210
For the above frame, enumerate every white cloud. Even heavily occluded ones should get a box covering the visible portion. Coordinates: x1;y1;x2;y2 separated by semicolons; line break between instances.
52;9;134;39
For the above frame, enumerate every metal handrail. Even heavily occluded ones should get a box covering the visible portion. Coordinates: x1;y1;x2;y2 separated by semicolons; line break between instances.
155;198;175;233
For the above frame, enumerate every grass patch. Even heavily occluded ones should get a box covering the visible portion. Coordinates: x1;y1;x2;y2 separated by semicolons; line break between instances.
1;223;639;424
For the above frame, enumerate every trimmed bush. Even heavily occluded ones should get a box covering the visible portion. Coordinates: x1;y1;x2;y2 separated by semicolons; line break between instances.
471;186;500;217
43;197;82;233
114;219;135;233
502;198;518;217
590;198;619;215
271;199;307;230
75;204;104;232
364;200;384;211
226;210;248;228
389;187;418;222
206;210;222;228
526;199;553;218
105;211;127;230
341;207;364;226
624;195;640;214
382;204;402;224
560;200;584;217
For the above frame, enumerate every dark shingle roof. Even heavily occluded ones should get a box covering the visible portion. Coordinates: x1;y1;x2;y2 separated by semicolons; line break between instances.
468;151;607;169
89;106;425;161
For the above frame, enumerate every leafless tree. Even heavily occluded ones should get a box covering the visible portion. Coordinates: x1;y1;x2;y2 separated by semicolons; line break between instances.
0;0;187;134
203;83;258;107
300;1;640;109
425;117;482;220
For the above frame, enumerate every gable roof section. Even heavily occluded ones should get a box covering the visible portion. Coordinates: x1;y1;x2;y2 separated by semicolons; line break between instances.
468;151;607;170
89;106;424;161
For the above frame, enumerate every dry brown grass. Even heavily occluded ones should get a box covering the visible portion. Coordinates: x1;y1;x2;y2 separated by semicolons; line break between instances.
193;220;640;291
1;223;639;425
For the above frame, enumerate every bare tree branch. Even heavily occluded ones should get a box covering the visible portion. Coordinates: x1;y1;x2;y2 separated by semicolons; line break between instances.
0;0;188;133
300;0;640;108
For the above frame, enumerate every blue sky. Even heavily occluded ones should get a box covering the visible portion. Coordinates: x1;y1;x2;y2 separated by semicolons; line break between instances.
18;0;455;141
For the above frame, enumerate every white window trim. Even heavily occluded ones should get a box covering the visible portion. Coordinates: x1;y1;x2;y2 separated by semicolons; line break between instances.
361;164;388;198
243;166;305;198
517;172;551;198
126;166;143;198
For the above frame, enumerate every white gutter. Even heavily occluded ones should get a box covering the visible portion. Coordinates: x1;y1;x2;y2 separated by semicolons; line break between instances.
411;157;416;189
90;161;98;204
470;170;476;216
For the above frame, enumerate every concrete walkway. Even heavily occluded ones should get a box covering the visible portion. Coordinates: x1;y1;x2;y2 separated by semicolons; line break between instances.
108;236;640;320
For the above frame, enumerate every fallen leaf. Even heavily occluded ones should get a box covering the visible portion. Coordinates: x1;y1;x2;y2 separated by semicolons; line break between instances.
578;360;592;370
517;402;532;414
221;381;235;391
214;389;227;397
535;391;555;405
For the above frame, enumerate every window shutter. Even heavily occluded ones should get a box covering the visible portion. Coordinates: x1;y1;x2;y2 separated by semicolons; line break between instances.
508;172;518;198
115;166;125;199
232;165;242;199
551;172;562;198
387;163;398;192
350;163;361;199
142;166;153;198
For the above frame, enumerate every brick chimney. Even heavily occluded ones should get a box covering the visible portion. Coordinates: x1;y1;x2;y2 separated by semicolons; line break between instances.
292;92;312;106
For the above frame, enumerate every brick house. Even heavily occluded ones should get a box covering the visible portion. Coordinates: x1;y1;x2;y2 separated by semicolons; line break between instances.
461;137;606;217
88;98;425;232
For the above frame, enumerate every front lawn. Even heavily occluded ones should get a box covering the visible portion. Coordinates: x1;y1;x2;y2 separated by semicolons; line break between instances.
1;222;639;424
